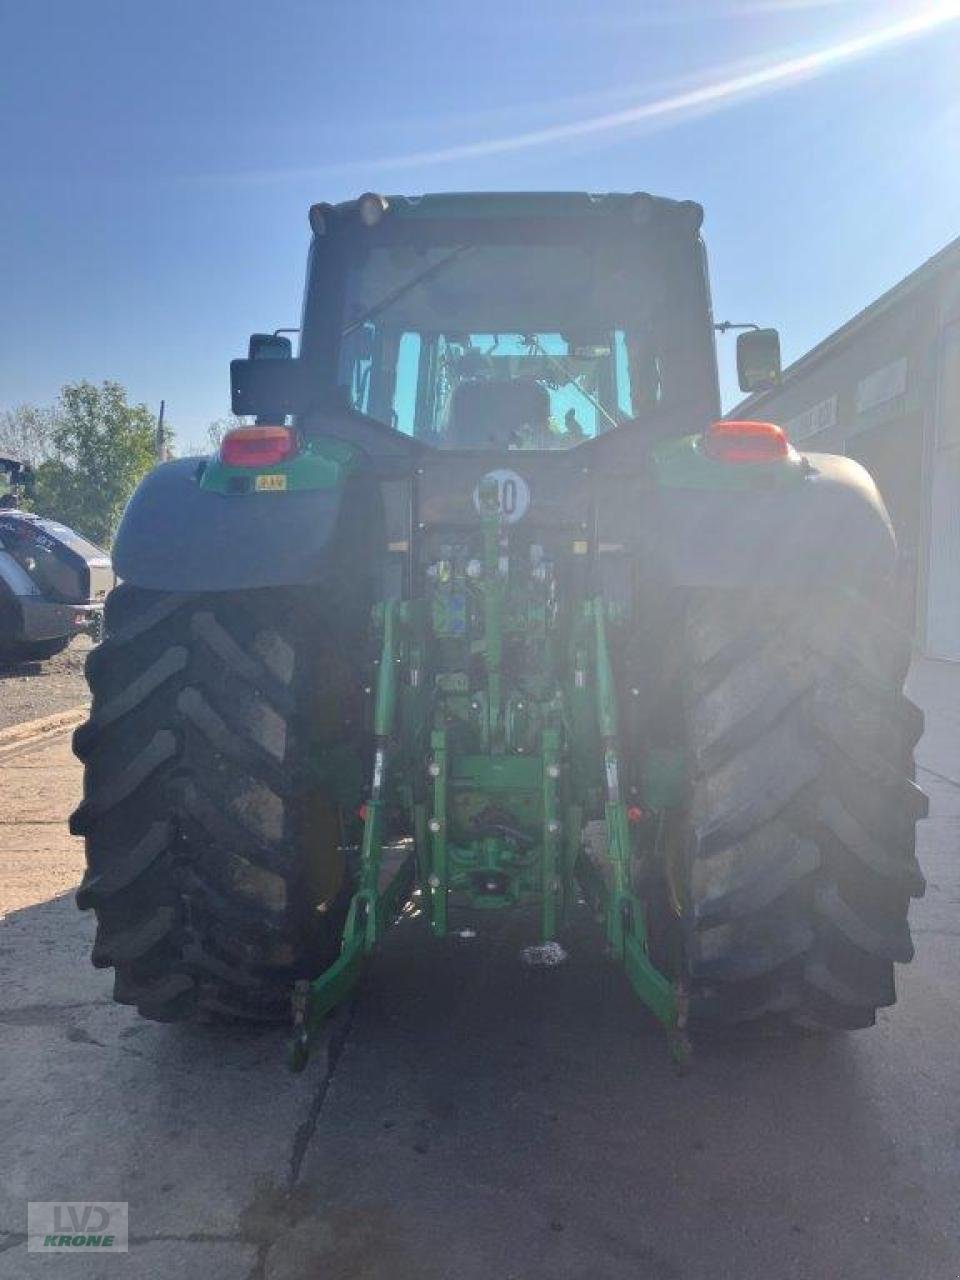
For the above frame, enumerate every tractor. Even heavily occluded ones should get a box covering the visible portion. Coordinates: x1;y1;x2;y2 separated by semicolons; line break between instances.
0;456;112;662
72;192;926;1066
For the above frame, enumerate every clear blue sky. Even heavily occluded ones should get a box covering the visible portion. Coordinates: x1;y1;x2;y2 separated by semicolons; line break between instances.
2;0;958;450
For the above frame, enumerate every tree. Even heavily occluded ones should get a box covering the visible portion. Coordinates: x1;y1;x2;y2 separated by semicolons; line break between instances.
31;381;161;546
0;403;58;466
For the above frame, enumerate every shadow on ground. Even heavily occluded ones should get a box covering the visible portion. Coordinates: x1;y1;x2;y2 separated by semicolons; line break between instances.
267;900;959;1280
1;657;958;1278
0;657;45;678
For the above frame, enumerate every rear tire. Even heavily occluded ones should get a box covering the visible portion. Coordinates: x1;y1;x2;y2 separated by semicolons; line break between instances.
72;584;363;1022
676;586;926;1031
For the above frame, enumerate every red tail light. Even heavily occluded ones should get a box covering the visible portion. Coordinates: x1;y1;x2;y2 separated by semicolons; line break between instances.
220;425;297;468
703;420;789;463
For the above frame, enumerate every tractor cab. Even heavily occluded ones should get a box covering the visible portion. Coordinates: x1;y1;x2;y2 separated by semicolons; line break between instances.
231;192;726;456
0;456;30;506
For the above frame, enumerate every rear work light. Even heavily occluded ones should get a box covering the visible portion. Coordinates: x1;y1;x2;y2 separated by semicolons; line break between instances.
220;425;297;468
703;419;789;463
357;192;389;226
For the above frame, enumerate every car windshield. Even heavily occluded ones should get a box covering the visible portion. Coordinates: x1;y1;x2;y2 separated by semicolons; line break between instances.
335;238;669;449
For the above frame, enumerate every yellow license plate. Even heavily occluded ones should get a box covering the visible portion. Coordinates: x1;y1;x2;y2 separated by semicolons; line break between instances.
255;474;288;492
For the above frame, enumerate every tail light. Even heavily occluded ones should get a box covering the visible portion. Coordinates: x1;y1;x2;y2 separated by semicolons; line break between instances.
703;419;789;463
220;425;297;468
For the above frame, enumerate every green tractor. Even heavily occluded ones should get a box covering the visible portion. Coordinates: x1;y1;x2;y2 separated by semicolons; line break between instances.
72;192;926;1065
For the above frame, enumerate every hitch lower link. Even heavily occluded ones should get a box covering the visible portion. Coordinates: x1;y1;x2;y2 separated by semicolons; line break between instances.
287;594;689;1071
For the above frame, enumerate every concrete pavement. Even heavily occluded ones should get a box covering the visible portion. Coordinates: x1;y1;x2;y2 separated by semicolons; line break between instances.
1;661;958;1278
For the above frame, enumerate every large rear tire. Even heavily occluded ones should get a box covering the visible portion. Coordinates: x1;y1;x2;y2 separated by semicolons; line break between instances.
676;587;926;1030
72;585;363;1022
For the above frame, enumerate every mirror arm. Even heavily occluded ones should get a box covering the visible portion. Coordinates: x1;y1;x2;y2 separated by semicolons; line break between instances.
714;321;761;334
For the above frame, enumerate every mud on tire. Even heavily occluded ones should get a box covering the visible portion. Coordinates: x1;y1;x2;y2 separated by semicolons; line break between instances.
72;585;362;1022
678;586;927;1031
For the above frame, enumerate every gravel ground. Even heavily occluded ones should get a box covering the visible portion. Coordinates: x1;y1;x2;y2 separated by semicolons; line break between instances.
0;636;92;731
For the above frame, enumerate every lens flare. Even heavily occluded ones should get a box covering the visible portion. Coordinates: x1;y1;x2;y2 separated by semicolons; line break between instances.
229;3;960;183
375;4;960;170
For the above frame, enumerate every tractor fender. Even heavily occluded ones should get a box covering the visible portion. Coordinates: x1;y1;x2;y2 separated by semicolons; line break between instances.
631;451;898;589
113;456;382;594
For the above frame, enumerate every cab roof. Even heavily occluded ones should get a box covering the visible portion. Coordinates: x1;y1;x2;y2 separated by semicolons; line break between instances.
317;191;703;229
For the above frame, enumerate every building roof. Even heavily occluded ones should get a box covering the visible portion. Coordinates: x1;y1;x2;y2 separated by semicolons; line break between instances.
736;233;960;414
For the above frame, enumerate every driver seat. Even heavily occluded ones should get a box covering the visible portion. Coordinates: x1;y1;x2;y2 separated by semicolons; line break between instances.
447;378;549;448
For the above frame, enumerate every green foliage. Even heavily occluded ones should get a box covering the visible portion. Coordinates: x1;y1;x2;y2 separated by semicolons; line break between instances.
31;381;161;546
0;403;58;467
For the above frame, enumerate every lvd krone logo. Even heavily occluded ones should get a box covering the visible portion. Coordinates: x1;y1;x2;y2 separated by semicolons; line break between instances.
28;1201;128;1252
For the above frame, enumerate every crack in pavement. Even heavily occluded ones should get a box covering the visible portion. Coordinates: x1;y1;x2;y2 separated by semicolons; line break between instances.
127;1232;243;1244
288;996;358;1187
1;1229;261;1271
246;1239;270;1280
1;937;359;1275
0;1230;245;1247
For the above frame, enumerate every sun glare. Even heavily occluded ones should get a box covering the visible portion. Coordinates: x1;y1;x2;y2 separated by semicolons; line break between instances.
239;2;960;181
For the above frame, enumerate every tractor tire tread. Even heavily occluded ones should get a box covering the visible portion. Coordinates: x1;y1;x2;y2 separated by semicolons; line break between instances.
75;585;356;1024
680;586;924;1031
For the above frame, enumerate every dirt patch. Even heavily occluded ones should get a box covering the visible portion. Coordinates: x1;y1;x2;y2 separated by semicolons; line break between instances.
0;636;93;731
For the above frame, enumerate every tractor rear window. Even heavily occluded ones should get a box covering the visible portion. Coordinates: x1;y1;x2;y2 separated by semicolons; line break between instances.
335;240;666;449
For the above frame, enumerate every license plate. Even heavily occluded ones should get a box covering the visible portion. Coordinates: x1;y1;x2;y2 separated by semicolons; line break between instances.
255;474;287;492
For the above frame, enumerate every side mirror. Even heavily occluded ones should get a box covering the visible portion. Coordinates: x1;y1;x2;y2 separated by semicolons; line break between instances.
248;333;293;361
737;328;781;393
231;357;307;418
